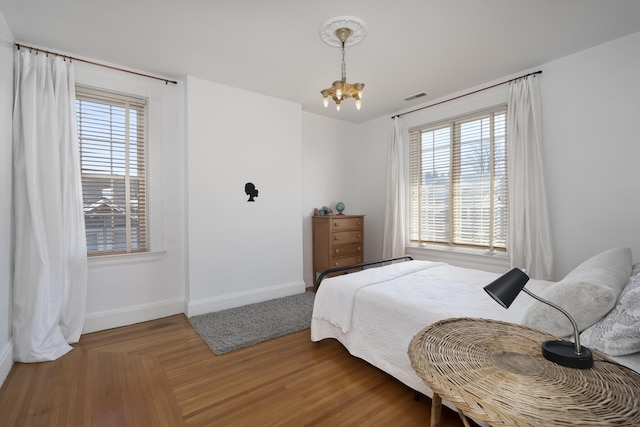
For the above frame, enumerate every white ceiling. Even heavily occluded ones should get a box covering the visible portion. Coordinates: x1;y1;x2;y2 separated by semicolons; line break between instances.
2;0;640;124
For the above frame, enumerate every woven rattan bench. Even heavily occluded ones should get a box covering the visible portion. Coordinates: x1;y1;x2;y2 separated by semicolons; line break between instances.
408;318;640;427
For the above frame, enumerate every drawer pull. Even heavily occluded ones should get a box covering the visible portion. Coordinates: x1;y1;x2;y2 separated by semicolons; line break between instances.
335;249;340;254
334;236;339;240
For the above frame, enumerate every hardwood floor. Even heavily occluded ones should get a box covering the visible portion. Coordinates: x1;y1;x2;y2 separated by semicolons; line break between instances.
0;315;471;426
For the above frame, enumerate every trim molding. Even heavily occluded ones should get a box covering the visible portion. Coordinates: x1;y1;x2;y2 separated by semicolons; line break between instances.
83;280;307;333
82;298;184;334
185;281;306;317
0;339;14;388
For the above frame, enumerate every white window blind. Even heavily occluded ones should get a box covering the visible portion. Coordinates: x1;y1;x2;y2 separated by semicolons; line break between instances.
409;106;507;250
76;87;147;255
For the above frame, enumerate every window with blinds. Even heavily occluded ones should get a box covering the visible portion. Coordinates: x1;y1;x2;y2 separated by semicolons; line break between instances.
409;106;508;251
76;87;148;255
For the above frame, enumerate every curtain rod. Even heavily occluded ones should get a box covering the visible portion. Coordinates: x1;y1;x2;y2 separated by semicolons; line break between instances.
15;43;178;85
391;70;542;119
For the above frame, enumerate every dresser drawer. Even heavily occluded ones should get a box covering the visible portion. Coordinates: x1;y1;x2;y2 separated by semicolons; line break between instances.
332;243;363;257
331;217;363;231
330;255;363;268
332;230;363;244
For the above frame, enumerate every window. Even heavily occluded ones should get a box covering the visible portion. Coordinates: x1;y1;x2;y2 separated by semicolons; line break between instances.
409;106;507;251
76;87;147;255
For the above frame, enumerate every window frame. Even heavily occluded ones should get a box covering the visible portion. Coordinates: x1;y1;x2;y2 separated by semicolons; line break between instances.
76;85;149;256
409;105;508;252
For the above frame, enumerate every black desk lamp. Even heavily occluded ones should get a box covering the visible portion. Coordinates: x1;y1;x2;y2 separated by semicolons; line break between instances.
484;268;593;369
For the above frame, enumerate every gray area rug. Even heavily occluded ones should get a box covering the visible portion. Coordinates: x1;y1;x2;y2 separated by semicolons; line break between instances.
189;292;315;355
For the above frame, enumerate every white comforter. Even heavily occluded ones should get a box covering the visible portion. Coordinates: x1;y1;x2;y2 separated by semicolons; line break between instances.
311;260;640;400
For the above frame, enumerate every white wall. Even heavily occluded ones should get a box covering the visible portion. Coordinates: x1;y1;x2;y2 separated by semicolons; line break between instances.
75;63;187;333
301;112;360;286
357;31;640;280
356;116;399;262
186;76;305;314
0;10;14;387
541;32;640;278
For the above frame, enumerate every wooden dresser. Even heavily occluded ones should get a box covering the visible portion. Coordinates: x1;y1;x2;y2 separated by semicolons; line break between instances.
312;215;364;280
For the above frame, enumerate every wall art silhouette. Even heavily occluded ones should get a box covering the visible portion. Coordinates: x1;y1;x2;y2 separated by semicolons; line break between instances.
245;182;259;202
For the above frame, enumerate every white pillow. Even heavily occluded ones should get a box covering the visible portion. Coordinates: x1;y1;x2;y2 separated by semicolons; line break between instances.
580;274;640;356
563;247;632;295
633;261;640;277
521;247;632;337
521;280;617;337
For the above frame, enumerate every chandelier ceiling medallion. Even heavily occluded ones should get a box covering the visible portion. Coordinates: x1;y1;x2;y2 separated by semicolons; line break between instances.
319;16;367;111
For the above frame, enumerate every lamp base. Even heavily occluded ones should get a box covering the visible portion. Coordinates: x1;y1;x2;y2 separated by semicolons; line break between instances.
542;340;593;369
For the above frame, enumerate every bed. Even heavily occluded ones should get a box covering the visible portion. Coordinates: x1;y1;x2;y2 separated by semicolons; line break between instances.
311;247;640;407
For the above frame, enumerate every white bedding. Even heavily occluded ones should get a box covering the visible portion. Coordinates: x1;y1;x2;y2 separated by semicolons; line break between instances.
310;260;640;401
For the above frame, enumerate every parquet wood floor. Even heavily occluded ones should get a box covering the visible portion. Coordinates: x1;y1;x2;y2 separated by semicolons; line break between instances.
0;314;471;426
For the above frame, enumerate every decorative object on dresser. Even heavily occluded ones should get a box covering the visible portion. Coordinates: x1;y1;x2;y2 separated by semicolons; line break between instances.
312;214;364;281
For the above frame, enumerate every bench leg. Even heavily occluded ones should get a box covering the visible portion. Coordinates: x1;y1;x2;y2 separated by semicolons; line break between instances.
457;408;471;427
430;393;442;427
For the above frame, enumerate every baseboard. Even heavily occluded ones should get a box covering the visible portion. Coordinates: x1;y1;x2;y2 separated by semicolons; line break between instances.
0;339;14;388
185;280;306;317
82;298;185;334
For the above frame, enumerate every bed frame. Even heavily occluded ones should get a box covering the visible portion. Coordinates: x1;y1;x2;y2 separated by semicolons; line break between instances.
315;255;413;291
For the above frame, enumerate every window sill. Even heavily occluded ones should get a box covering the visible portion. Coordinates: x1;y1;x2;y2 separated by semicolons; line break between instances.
87;250;166;268
405;244;509;274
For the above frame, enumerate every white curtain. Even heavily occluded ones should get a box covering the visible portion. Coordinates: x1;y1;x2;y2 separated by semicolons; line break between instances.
507;76;554;279
12;50;87;362
382;117;407;258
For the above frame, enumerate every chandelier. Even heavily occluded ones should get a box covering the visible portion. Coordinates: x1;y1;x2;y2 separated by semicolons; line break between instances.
320;17;366;111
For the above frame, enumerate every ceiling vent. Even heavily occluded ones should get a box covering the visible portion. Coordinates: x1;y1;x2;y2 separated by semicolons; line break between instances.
403;92;427;101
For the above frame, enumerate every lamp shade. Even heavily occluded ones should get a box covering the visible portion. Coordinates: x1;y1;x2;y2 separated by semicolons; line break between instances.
484;268;530;308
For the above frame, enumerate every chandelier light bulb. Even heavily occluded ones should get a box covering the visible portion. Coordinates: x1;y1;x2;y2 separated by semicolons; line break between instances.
323;96;329;108
355;99;361;110
336;102;341;111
